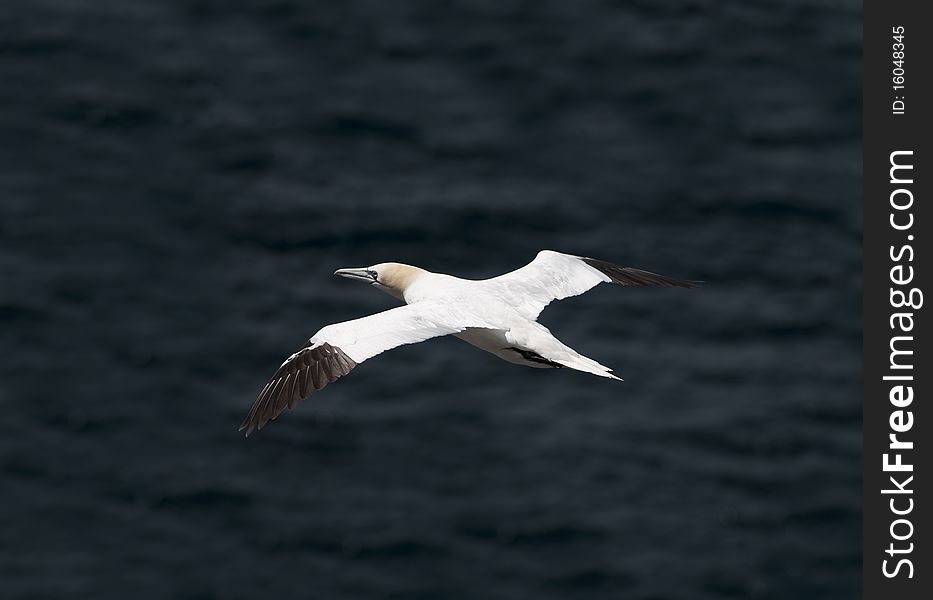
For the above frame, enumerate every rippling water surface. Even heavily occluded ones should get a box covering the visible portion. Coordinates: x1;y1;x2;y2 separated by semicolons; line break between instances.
1;1;860;598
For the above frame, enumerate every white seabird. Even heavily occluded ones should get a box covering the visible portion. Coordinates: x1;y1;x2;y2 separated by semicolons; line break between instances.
241;250;699;435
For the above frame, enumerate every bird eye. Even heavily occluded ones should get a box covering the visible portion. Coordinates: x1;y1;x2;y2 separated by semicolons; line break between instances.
366;269;379;281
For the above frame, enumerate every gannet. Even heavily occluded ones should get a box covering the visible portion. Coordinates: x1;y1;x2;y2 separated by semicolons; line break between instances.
241;250;698;435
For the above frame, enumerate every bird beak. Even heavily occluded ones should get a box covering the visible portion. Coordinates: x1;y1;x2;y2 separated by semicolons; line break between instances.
334;268;377;283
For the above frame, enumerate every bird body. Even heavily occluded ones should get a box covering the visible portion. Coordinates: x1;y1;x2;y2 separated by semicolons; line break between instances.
241;250;698;435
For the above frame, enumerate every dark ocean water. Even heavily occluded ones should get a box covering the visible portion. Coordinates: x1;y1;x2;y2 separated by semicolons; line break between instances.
1;1;861;598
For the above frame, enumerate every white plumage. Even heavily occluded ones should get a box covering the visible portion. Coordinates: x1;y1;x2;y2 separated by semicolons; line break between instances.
241;250;698;435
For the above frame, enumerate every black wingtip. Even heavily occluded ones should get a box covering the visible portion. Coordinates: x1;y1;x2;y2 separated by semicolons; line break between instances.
240;343;357;437
582;257;701;289
668;278;704;289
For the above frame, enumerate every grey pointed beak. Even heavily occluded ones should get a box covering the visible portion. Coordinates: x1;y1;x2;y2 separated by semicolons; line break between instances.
334;268;378;283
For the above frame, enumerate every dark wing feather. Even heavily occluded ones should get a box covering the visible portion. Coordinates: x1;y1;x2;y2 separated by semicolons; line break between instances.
240;342;357;436
582;257;701;288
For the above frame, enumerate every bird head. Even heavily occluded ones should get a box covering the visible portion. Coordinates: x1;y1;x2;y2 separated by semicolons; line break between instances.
334;262;425;300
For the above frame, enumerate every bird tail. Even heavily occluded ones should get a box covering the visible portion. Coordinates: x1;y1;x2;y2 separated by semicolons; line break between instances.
507;322;622;381
554;353;622;381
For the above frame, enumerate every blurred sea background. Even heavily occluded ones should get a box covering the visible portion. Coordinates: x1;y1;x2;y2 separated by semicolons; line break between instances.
0;1;860;598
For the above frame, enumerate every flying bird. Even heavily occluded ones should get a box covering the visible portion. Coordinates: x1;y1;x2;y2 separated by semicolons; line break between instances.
241;250;699;435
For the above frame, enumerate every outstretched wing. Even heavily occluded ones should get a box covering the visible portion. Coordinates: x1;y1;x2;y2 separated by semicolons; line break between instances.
486;250;699;319
241;302;484;436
